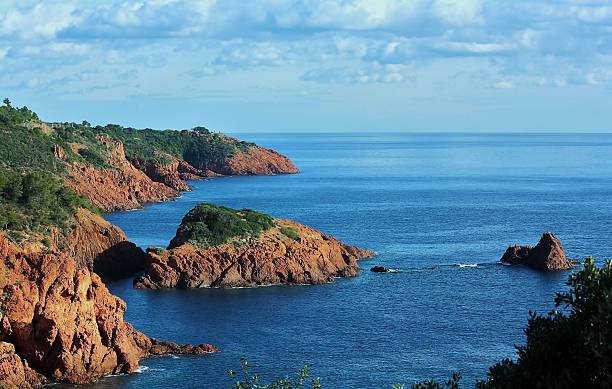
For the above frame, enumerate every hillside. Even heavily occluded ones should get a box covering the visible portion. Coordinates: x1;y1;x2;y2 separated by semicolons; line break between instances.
0;99;299;387
134;203;375;289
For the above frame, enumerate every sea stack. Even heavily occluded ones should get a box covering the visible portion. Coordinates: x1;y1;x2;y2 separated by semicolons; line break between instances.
500;232;574;271
134;203;375;289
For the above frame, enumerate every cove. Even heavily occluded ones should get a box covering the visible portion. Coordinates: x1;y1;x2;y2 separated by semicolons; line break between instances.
92;132;611;388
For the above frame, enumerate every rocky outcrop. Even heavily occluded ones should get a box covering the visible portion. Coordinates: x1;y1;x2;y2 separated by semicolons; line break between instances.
60;208;146;278
131;156;225;190
0;235;217;386
134;219;374;289
500;232;574;271
210;141;299;176
0;342;46;389
65;137;178;212
16;208;145;279
62;135;298;212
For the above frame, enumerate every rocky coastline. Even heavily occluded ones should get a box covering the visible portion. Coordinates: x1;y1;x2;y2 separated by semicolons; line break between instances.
0;109;300;388
134;216;375;289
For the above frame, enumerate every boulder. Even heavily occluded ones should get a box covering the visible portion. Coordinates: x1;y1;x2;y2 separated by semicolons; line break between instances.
370;266;391;273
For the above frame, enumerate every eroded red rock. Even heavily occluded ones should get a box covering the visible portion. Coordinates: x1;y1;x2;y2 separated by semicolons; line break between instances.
0;341;46;389
134;219;374;289
500;232;574;271
0;235;217;386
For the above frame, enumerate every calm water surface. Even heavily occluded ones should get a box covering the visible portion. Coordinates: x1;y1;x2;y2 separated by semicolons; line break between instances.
87;133;610;388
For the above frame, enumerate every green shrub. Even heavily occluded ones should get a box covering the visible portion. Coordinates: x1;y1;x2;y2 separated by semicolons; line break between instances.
228;359;321;389
280;226;300;241
0;98;39;126
97;124;239;168
476;257;612;389
0;99;256;175
78;148;109;168
0;168;98;236
172;203;275;248
407;373;461;389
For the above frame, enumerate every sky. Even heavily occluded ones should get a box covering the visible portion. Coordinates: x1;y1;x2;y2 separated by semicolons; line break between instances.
1;0;611;132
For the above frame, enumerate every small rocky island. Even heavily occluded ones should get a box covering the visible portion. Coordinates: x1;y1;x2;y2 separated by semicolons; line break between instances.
134;203;375;289
500;232;574;271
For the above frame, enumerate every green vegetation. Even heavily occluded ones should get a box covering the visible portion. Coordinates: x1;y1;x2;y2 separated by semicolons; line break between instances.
0;287;11;319
0;98;263;243
402;374;461;389
97;124;253;168
228;359;321;389
0;168;98;238
0;98;254;174
0;98;39;126
148;246;167;255
476;257;612;389
227;360;460;389
280;226;300;241
0;100;110;171
173;203;276;248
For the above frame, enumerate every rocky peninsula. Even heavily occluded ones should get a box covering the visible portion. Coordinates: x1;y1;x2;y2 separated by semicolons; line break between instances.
134;203;375;289
0;101;297;387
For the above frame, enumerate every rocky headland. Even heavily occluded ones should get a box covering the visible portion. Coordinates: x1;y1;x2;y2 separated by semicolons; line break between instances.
0;102;298;387
134;203;374;289
62;132;298;213
500;232;575;271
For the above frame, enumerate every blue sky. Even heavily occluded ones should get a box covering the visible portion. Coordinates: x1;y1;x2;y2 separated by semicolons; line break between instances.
1;0;611;132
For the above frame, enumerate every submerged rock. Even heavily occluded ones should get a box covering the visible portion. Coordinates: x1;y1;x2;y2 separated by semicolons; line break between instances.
500;232;574;271
370;266;391;273
134;204;374;289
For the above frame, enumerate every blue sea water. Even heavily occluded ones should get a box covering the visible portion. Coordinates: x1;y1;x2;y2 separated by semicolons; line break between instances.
90;132;610;388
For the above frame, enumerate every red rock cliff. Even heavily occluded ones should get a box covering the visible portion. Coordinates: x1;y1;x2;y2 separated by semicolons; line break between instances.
211;140;299;176
0;235;217;387
64;136;179;212
134;219;374;289
59;208;146;278
62;136;298;212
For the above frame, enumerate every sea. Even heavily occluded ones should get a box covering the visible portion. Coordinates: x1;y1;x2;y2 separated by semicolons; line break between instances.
80;132;611;388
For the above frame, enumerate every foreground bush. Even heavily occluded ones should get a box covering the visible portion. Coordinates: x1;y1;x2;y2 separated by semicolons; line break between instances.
228;359;321;389
477;257;612;389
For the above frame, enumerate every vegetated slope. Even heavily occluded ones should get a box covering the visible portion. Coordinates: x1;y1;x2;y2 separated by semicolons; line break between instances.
0;99;298;213
134;203;375;289
0;99;299;387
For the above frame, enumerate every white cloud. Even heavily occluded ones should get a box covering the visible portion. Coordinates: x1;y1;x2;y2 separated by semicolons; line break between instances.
492;80;514;89
1;0;611;93
433;0;483;25
302;63;408;84
0;3;81;41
